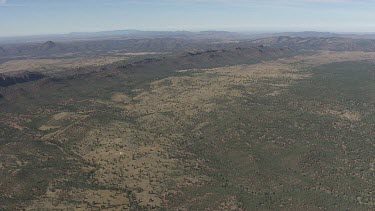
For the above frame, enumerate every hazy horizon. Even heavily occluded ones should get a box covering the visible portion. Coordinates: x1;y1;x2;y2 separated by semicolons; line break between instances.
1;0;375;37
2;29;375;39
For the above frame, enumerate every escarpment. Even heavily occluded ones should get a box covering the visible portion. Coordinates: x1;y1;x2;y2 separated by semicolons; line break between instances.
0;72;45;87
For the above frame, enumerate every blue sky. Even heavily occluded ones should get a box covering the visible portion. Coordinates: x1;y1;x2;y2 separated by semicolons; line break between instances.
0;0;375;37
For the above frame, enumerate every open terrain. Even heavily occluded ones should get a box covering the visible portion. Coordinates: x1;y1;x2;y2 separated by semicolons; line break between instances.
0;37;375;210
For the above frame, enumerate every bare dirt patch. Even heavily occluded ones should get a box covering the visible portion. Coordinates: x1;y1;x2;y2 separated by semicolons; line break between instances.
53;112;75;120
111;92;131;103
319;108;361;121
38;125;61;131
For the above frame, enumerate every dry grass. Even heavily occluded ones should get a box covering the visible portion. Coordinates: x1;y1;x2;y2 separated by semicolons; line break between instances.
286;51;375;67
111;93;131;103
28;184;130;210
52;112;75;120
73;56;314;208
218;196;244;211
25;51;374;209
77;121;177;208
319;108;361;121
40;112;89;139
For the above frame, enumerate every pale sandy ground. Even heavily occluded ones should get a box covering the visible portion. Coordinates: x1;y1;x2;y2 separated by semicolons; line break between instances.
0;52;162;74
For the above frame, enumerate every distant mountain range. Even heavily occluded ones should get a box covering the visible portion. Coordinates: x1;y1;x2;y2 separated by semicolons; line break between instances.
2;35;375;59
1;30;375;44
251;31;375;39
0;30;243;44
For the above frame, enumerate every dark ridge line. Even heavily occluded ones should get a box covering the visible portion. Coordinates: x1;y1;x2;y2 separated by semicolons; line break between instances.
0;72;45;87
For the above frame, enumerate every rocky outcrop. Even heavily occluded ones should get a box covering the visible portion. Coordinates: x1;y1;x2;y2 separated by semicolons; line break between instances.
0;72;45;87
